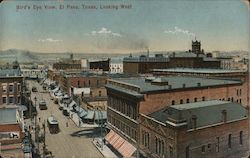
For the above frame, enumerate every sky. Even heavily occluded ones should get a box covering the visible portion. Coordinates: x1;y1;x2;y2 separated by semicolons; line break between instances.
0;0;249;53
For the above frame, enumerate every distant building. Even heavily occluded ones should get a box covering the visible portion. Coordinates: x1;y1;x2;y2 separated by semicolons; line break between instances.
139;101;249;158
89;58;110;71
0;69;23;106
109;57;123;74
105;76;247;157
52;54;82;70
123;40;221;74
216;55;248;71
123;53;169;74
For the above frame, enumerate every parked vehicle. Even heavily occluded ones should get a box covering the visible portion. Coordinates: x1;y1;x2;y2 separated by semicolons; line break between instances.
39;100;47;110
32;86;38;92
63;109;69;116
43;85;47;90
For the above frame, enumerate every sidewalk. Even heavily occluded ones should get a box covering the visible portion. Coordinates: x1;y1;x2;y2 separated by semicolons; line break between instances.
92;138;118;158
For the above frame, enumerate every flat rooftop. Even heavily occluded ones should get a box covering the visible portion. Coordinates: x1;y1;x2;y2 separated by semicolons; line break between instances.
152;68;246;74
0;69;22;77
107;76;241;93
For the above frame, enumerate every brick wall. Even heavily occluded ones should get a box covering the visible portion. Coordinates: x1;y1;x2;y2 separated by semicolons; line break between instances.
140;84;247;115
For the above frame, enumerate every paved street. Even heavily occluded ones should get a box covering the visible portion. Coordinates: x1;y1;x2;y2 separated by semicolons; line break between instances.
26;80;104;158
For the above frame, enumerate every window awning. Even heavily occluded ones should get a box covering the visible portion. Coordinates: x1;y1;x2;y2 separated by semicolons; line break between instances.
69;101;76;108
105;130;136;158
84;110;95;120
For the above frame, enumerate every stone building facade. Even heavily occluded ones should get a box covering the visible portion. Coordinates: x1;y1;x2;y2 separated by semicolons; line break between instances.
139;101;249;158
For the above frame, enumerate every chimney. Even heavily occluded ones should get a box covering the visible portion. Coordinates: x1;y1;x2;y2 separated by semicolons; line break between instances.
168;85;172;89
70;53;73;60
192;115;197;129
172;52;175;58
182;84;186;88
222;110;227;123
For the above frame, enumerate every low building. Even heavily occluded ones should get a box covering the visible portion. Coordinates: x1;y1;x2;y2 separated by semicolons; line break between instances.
139;100;249;158
0;106;25;157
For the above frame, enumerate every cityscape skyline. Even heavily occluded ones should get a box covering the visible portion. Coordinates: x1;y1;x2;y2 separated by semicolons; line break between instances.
0;0;249;53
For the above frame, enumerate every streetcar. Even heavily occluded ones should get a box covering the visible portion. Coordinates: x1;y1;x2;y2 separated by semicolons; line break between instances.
47;116;60;134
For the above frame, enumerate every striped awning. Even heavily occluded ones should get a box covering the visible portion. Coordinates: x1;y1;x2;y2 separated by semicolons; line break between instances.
105;130;136;158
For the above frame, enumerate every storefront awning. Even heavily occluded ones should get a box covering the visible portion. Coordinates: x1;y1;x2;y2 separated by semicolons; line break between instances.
105;130;136;158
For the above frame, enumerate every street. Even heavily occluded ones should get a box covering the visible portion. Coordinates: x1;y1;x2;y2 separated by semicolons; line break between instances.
26;80;104;158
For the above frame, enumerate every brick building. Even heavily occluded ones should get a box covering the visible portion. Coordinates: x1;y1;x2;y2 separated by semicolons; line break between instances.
151;68;247;81
123;41;221;74
139;100;249;158
0;69;23;106
105;76;247;157
89;58;110;71
52;54;82;70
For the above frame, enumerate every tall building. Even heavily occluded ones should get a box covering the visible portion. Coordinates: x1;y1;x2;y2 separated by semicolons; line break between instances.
0;69;23;106
105;76;247;157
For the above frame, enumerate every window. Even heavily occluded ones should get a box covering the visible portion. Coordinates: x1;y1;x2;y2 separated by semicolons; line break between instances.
202;96;205;101
97;80;99;86
231;97;234;102
186;99;189;103
17;96;21;104
2;97;6;104
90;91;92;96
216;137;220;152
186;146;189;158
228;134;232;148
180;99;183;104
77;80;80;88
169;146;173;158
194;98;197;102
99;91;102;97
9;97;14;104
240;131;243;145
8;85;14;92
2;85;7;93
18;84;21;92
171;100;175;105
208;144;211;149
89;80;91;86
201;145;205;153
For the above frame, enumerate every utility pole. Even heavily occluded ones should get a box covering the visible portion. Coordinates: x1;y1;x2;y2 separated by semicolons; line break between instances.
34;96;39;156
43;120;46;158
